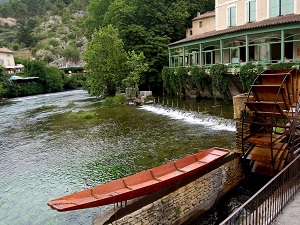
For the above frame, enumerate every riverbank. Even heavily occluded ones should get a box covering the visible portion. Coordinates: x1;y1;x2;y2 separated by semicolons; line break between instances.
0;98;9;104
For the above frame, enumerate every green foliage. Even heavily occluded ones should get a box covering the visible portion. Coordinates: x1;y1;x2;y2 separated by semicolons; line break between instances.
161;66;174;94
40;105;58;110
268;62;300;70
85;0;214;91
5;83;45;98
85;0;114;40
61;67;84;73
25;60;47;82
238;63;264;92
209;64;230;102
16;18;38;47
0;0;217;98
0;66;8;97
47;38;60;47
0;83;7;98
122;50;149;92
161;66;189;95
162;66;214;97
68;110;96;119
189;66;212;95
62;72;87;89
102;94;127;106
84;25;128;97
102;97;114;106
44;66;64;92
61;45;81;62
113;94;127;104
62;74;78;90
11;43;20;50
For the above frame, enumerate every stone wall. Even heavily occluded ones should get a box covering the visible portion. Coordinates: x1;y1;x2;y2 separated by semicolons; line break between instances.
97;154;245;225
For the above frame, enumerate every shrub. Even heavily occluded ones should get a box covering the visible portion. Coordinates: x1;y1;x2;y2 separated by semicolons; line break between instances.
11;43;20;51
68;110;96;119
47;38;60;47
113;94;127;104
102;97;114;106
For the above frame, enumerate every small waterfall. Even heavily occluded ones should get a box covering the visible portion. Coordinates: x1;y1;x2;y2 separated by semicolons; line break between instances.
139;105;236;132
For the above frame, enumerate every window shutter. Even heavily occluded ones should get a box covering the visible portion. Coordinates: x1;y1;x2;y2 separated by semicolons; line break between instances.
250;1;256;22
270;0;279;17
231;6;236;26
246;2;250;22
281;0;294;15
227;8;231;26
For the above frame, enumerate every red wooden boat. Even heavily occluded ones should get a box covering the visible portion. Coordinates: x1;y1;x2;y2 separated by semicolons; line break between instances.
48;147;230;212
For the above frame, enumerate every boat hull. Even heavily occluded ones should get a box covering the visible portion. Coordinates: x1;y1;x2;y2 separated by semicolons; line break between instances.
48;147;230;211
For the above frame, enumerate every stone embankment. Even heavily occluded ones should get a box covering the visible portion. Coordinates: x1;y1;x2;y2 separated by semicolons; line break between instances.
94;153;245;225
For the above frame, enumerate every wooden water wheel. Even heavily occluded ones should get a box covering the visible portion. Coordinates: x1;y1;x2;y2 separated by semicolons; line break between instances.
241;68;300;176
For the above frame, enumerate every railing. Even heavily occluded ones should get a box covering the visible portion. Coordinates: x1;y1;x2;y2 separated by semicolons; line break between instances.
220;154;300;225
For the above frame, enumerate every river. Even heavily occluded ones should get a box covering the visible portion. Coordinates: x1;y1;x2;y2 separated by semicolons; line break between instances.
0;90;236;225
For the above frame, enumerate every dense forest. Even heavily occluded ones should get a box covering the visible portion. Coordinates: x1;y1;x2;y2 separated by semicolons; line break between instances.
0;0;215;96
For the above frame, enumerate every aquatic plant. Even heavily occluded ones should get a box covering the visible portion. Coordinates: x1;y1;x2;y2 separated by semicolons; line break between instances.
102;97;114;106
40;104;58;110
113;94;127;104
68;110;96;119
66;101;75;107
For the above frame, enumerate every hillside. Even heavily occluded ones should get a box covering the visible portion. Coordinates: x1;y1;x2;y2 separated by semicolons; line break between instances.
0;0;89;67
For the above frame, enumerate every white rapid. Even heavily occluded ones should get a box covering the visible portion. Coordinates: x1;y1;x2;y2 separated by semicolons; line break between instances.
139;105;236;132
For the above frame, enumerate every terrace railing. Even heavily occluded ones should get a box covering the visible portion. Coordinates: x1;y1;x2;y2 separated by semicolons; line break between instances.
220;154;300;225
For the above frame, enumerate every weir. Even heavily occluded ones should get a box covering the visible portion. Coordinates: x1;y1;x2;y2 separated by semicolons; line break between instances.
139;105;236;132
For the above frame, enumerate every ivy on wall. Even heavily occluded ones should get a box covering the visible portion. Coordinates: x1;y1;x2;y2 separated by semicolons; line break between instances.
209;64;230;103
161;62;300;103
238;63;264;92
189;66;212;96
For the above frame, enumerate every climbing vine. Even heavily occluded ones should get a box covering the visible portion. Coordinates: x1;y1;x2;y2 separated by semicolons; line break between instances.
161;66;173;94
209;64;230;103
162;66;190;95
268;62;300;70
238;63;264;92
189;66;212;96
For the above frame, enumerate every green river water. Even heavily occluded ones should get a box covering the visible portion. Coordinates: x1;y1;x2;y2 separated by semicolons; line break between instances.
0;90;237;225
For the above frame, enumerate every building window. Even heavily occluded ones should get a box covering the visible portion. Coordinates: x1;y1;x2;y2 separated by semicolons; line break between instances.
0;59;3;65
227;6;237;27
246;0;256;22
270;0;294;17
199;21;202;28
190;30;193;35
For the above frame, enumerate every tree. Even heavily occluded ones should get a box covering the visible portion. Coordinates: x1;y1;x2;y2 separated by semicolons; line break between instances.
84;0;216;91
123;50;148;92
69;0;89;12
84;25;128;97
44;66;64;93
0;66;8;98
85;0;114;40
61;45;81;63
16;19;37;47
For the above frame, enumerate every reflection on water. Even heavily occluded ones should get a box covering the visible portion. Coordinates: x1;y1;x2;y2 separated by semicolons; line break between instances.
0;90;236;225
